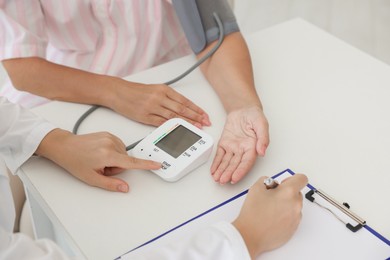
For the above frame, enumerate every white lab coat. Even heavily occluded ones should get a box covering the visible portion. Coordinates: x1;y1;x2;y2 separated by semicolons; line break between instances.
0;97;250;260
0;97;71;260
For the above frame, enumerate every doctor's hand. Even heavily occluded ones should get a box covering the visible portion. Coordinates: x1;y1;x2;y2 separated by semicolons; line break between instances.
233;174;308;258
36;129;161;193
211;106;269;184
107;79;211;128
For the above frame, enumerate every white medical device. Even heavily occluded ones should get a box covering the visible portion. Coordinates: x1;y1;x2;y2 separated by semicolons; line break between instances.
132;118;214;182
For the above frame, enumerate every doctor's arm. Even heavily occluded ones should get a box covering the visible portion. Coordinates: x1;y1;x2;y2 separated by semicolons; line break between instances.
129;174;307;260
0;97;160;193
35;129;161;193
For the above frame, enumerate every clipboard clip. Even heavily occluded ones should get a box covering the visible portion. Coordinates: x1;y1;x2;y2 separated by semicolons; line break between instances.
305;189;366;232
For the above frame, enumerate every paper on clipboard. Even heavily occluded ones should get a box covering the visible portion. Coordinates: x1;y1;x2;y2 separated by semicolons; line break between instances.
118;169;390;259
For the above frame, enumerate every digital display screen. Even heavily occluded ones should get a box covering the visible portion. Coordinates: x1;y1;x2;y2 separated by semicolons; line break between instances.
155;125;201;158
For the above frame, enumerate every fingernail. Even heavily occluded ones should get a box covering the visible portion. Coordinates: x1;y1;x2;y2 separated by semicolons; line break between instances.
153;162;162;168
194;122;202;129
118;184;129;193
202;118;211;126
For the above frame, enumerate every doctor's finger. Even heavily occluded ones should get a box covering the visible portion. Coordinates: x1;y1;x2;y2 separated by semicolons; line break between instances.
106;135;127;153
280;174;308;192
87;173;130;193
103;167;126;176
108;154;161;170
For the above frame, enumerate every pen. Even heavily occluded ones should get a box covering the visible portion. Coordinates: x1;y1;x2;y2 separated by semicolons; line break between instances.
264;177;279;189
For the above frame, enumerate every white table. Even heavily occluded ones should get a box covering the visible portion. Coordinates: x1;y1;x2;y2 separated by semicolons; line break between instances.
19;18;390;259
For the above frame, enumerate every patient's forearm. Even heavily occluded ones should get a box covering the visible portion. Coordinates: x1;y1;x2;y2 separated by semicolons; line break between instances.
2;57;118;107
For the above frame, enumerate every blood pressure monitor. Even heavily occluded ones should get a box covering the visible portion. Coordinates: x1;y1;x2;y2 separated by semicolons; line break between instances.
132;118;214;182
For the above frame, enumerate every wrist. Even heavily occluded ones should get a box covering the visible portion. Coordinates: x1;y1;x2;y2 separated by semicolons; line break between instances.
94;74;119;108
224;95;263;113
226;104;264;118
233;219;261;259
35;128;73;163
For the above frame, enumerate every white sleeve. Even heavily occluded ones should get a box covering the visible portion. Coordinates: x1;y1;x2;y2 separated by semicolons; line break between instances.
0;97;56;174
0;170;77;260
0;226;75;260
0;97;76;259
127;221;251;260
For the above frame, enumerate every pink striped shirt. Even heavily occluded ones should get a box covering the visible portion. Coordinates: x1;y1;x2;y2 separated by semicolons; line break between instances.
0;0;191;107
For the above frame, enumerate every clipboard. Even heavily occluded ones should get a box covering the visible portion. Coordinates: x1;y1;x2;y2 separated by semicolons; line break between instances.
117;169;390;259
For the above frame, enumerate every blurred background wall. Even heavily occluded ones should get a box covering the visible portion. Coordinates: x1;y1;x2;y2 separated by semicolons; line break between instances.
233;0;390;65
